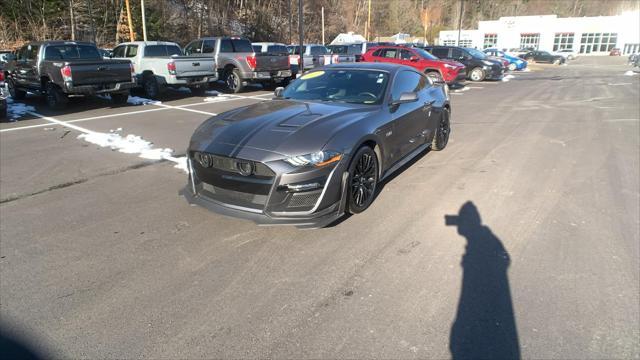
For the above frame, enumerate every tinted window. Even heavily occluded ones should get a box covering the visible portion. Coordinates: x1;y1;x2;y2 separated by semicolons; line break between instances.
125;45;138;57
184;41;202;55
17;46;28;61
400;49;414;60
44;45;99;60
289;46;305;55
166;45;181;56
282;69;389;104
112;45;126;58
431;47;449;58
202;40;216;53
231;39;253;52
380;48;398;59
252;45;262;53
220;39;233;52
23;45;40;61
266;45;288;54
329;45;348;54
310;46;329;55
391;70;422;100
466;48;487;59
414;48;437;60
372;49;383;57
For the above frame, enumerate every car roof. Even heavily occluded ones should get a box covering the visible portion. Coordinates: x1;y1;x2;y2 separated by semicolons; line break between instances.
252;42;286;46
316;62;417;74
116;41;179;46
24;41;96;46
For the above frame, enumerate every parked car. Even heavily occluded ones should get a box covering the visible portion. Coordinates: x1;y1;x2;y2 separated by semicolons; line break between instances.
424;45;504;81
629;53;640;66
609;48;621;56
99;48;113;59
4;41;136;109
553;49;578;60
287;44;355;72
0;70;7;121
112;41;217;98
519;50;565;64
251;42;293;86
483;48;528;71
184;63;450;228
362;45;465;84
0;50;13;64
184;37;290;93
327;42;380;62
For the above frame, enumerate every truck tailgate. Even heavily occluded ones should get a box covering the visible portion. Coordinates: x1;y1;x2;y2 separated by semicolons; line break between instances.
172;57;216;78
255;54;289;71
69;60;132;86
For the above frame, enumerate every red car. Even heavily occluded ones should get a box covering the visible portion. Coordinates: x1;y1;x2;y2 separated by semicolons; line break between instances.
362;45;466;84
609;48;621;56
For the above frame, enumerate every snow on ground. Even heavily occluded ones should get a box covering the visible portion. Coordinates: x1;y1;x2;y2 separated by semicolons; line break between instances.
127;96;161;105
205;90;222;96
502;74;515;82
624;70;638;76
452;86;470;93
77;130;187;173
520;67;531;72
6;97;36;121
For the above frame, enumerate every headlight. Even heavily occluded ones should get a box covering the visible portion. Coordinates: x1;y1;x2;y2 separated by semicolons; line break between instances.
285;150;342;167
482;60;494;66
444;63;456;69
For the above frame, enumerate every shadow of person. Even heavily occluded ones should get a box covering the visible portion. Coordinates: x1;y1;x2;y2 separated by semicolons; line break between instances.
446;201;520;360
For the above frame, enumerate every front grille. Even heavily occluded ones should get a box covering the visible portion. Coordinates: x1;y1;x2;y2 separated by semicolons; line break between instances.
287;191;321;209
192;152;275;210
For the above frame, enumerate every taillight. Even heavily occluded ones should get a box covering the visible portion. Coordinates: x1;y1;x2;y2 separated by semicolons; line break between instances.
130;63;136;82
0;72;4;82
167;62;176;75
246;54;257;70
60;65;72;81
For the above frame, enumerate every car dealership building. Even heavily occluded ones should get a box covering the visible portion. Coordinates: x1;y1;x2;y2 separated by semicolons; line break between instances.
438;12;640;55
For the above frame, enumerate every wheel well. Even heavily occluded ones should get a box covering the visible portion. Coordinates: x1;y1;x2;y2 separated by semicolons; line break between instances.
40;76;50;90
358;140;383;178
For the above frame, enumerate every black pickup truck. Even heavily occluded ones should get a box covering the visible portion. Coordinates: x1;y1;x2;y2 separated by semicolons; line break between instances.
3;41;136;109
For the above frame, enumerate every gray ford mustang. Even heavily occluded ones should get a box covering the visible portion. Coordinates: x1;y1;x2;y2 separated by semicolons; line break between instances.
185;63;450;228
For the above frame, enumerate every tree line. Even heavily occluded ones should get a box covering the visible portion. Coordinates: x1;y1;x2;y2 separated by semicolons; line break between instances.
0;0;637;49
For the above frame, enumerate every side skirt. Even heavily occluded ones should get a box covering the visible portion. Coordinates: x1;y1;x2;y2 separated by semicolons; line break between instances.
380;143;430;182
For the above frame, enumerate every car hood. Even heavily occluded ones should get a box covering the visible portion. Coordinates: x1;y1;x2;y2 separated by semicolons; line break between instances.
189;99;377;162
440;59;465;68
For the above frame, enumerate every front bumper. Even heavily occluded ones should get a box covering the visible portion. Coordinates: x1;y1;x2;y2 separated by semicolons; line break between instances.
64;81;136;95
446;69;467;84
483;65;504;80
184;155;348;228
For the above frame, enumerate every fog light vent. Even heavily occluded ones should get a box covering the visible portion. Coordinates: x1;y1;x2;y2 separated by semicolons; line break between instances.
288;192;321;208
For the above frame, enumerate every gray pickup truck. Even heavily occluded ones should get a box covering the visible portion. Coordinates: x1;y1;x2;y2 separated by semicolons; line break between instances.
184;37;291;93
4;41;135;109
287;44;356;75
111;41;217;98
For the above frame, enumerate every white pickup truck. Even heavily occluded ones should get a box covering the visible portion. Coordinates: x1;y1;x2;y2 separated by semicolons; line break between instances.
111;41;217;98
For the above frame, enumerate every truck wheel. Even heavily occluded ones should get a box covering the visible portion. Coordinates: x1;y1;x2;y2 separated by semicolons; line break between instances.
225;68;244;94
110;92;129;105
143;75;161;99
8;79;26;100
190;86;206;96
45;82;68;110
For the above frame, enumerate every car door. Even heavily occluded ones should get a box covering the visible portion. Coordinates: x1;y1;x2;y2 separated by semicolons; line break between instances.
388;70;427;159
377;48;401;65
398;48;418;67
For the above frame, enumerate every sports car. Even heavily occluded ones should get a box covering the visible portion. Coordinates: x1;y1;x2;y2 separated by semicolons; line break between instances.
184;63;451;228
484;48;528;71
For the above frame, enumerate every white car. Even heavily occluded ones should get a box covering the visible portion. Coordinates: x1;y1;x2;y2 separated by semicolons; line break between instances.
553;49;578;60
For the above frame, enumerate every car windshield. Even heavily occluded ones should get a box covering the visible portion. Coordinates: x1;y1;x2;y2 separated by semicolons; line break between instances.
44;45;101;60
282;69;389;105
465;48;487;59
414;48;437;60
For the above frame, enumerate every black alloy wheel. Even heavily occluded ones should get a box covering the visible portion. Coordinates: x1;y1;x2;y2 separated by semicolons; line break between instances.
431;107;450;151
347;147;378;214
45;82;68;110
144;76;160;99
225;68;244;93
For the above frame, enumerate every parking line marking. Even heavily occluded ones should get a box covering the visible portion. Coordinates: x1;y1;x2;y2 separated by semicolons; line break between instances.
26;111;96;134
153;103;217;116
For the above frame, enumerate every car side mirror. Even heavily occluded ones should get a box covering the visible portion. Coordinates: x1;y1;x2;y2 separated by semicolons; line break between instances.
391;91;418;106
274;87;285;98
409;56;419;62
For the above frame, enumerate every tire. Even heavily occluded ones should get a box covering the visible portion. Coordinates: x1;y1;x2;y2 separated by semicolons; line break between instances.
225;68;244;93
346;146;379;215
45;82;68;110
426;70;443;83
508;63;517;71
143;75;161;99
8;79;26;100
431;107;450;151
110;92;129;105
190;86;206;96
469;67;485;82
553;59;561;65
0;100;7;121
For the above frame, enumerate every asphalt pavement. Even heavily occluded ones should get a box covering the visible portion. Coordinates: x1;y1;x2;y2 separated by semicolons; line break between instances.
1;57;638;359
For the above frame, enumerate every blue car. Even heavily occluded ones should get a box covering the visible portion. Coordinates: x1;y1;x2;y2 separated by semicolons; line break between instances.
484;48;528;71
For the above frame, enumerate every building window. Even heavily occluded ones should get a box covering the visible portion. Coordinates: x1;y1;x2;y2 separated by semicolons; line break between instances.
623;43;640;55
553;33;574;51
442;40;456;46
520;33;540;50
579;32;617;54
458;39;473;48
483;34;497;49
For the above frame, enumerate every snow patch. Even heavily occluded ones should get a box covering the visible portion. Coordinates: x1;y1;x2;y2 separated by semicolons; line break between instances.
205;90;222;96
520;67;531;72
127;96;161;105
6;97;36;121
452;86;470;93
77;131;187;173
502;74;515;82
624;70;638;76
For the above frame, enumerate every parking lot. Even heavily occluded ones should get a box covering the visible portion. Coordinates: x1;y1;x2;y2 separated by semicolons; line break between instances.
1;56;638;358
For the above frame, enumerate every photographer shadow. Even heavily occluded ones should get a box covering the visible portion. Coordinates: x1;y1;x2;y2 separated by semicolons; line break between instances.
446;201;520;360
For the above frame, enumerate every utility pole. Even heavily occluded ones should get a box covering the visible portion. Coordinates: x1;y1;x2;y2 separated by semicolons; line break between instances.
457;0;464;46
141;0;148;41
366;0;372;41
69;0;76;41
288;0;292;44
125;0;135;41
321;6;325;45
87;0;96;43
298;0;304;75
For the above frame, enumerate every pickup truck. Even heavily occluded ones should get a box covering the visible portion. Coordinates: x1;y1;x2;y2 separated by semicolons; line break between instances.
3;41;136;109
184;37;291;93
111;41;217;98
327;42;380;62
287;44;355;74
